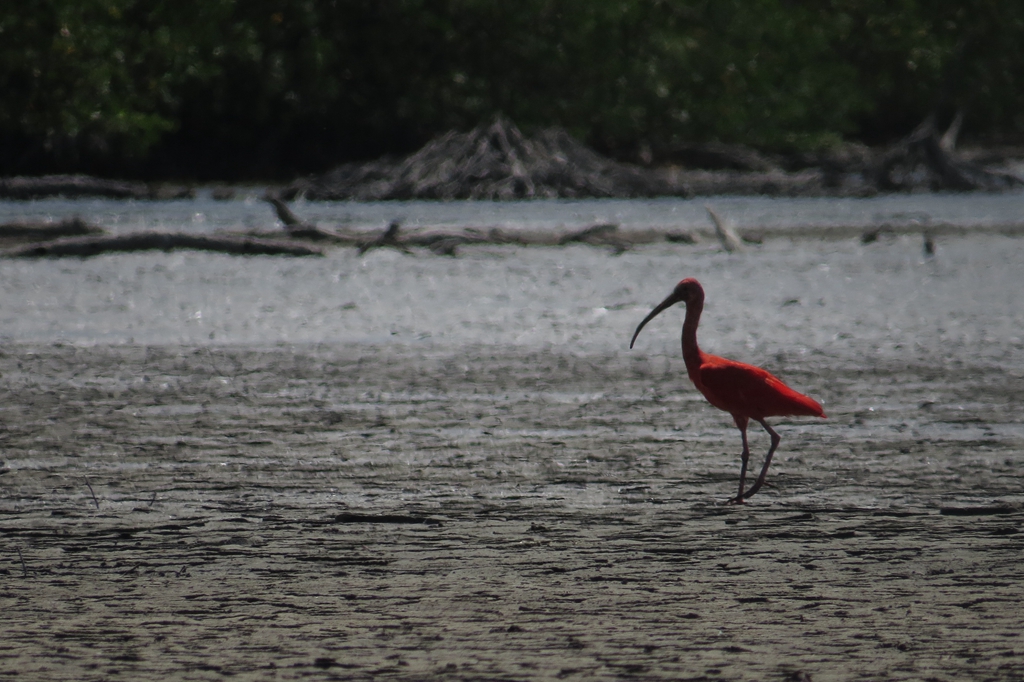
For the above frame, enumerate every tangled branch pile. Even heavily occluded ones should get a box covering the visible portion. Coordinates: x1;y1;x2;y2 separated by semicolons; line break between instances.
286;118;678;201
875;115;1023;192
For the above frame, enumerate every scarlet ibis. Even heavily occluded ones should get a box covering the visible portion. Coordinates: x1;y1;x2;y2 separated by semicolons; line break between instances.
630;278;825;503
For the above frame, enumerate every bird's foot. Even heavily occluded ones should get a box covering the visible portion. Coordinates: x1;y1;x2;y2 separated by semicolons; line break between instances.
732;477;770;502
723;496;746;506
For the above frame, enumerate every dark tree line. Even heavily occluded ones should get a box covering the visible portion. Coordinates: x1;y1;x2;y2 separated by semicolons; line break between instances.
1;1;1022;180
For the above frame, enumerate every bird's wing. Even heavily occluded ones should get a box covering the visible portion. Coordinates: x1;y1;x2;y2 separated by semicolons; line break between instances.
699;359;823;419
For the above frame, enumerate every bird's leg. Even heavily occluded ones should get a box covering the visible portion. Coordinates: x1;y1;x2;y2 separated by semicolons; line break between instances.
726;416;750;505
739;419;781;501
736;427;751;498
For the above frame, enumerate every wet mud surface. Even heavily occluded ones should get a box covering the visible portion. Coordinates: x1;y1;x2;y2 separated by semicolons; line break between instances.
2;342;1022;681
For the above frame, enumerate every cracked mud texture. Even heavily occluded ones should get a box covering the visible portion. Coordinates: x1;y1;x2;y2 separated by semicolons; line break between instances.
1;232;1023;681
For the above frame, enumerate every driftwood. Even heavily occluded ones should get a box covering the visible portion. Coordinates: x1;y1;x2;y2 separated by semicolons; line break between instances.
557;223;618;245
861;225;895;244
269;192;647;257
266;194;305;228
705;205;744;252
258;199;700;257
0;217;103;243
257;195;1024;260
665;231;698;244
263;194;351;241
357;222;412;255
287;117;680;201
875;115;1024;192
414;229;511;256
350;221;660;256
353;221;506;256
423;237;462;257
354;224;523;257
259;198;524;256
0;175;193;200
4;233;322;258
557;223;631;254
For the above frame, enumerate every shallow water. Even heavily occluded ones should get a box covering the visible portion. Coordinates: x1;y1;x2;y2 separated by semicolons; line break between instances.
2;225;1022;361
3;191;1024;236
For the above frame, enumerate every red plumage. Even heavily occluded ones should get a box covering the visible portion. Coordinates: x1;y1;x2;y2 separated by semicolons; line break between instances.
695;355;825;421
630;277;825;503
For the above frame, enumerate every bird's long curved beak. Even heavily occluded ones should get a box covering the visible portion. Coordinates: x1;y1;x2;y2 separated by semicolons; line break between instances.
629;293;681;348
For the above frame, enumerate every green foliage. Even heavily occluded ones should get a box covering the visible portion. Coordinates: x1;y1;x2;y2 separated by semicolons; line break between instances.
2;0;1023;178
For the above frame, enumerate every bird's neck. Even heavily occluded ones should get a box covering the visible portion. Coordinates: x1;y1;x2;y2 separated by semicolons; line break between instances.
681;299;704;380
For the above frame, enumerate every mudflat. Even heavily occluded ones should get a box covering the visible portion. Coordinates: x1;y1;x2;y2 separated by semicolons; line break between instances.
1;339;1021;681
3;229;1024;680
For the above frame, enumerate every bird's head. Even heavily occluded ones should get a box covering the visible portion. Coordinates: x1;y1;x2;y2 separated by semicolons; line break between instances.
671;277;703;305
629;277;704;349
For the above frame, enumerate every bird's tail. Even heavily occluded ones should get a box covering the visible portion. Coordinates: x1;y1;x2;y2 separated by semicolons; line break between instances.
768;376;826;418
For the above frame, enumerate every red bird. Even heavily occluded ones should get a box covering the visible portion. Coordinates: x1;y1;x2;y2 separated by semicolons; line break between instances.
630;278;825;503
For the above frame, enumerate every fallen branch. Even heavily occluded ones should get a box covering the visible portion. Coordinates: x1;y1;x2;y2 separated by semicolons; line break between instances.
265;194;306;227
665;231;698;244
357;221;412;255
4;233;323;258
705;205;743;252
413;232;491;256
424;236;464;256
263;195;354;241
401;227;524;255
265;196;693;256
0;217;103;242
558;223;618;245
739;230;765;245
558;223;630;254
861;225;894;244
